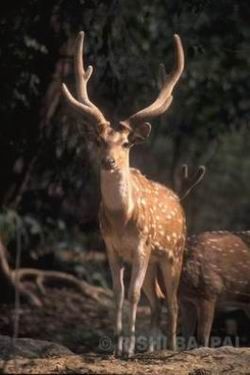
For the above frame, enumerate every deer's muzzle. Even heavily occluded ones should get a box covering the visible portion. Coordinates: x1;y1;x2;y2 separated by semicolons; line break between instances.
101;157;116;170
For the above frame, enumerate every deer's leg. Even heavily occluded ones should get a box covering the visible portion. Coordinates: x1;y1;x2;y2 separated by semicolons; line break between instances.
106;247;125;356
180;300;197;348
142;263;162;352
125;248;150;358
160;259;182;351
197;298;216;347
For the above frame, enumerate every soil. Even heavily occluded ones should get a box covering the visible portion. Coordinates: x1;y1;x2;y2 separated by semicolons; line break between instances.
0;285;249;374
0;284;158;355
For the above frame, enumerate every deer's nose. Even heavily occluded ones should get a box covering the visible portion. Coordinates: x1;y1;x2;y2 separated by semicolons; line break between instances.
101;157;116;170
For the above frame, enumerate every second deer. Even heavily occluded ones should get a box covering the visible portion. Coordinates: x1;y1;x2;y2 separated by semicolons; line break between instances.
180;230;250;346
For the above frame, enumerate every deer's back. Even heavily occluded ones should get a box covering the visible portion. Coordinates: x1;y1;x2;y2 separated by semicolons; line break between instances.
180;231;250;304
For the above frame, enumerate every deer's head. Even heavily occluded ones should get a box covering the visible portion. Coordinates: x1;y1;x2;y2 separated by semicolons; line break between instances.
62;31;184;172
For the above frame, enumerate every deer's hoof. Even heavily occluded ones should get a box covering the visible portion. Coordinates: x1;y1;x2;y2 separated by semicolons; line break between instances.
122;350;134;360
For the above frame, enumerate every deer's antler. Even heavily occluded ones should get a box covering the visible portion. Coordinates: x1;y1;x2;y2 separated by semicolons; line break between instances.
180;164;206;200
121;34;184;129
62;31;109;130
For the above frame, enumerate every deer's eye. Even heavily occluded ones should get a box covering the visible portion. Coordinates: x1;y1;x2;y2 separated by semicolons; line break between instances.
122;141;130;148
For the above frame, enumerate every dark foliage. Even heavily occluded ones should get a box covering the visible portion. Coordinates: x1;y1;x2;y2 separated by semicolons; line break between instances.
0;0;249;245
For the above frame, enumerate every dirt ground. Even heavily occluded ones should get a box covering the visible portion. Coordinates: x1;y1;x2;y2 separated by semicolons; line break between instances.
0;285;249;374
1;344;250;374
0;284;158;355
0;286;115;354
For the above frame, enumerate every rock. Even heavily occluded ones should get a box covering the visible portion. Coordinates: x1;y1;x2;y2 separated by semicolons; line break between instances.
0;335;74;359
0;335;86;374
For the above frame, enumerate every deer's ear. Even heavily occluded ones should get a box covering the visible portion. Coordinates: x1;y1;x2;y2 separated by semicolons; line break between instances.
129;122;152;144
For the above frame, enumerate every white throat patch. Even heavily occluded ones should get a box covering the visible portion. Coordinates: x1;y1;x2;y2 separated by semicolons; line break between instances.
101;169;133;213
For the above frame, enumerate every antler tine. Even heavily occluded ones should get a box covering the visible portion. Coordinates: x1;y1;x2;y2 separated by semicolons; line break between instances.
74;31;93;105
180;165;206;200
123;34;184;127
182;164;189;179
62;31;109;128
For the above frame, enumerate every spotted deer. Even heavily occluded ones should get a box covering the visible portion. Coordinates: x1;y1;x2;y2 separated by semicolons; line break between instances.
62;31;186;357
179;231;250;346
141;164;206;350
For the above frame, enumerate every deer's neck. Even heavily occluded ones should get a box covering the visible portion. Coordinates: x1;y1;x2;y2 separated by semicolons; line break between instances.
100;168;134;218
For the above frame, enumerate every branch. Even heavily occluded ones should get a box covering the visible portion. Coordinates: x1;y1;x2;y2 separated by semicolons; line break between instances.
12;268;112;304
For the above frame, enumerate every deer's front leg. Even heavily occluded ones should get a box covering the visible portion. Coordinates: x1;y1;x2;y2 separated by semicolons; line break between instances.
125;247;150;358
106;246;125;356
